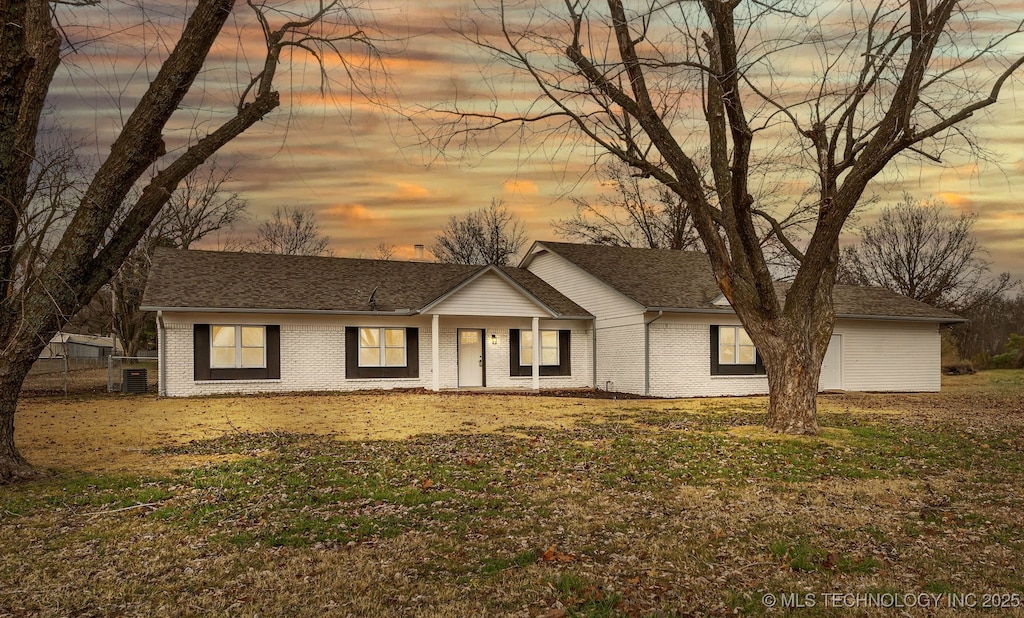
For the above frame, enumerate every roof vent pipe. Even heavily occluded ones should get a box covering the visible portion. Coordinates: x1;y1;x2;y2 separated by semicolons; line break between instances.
414;244;424;260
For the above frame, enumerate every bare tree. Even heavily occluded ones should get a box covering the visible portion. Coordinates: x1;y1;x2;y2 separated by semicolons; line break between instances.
952;293;1024;364
556;162;701;250
0;1;383;481
11;122;89;298
839;195;1015;311
251;205;333;257
111;160;249;356
439;0;1024;434
431;199;528;265
372;242;397;260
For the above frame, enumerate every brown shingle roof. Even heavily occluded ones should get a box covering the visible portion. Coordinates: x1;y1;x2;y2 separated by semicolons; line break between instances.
142;248;590;317
530;241;964;322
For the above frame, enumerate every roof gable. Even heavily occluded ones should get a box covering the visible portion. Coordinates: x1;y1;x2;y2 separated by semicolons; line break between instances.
422;266;555;317
142;249;590;318
531;241;963;322
527;241;723;308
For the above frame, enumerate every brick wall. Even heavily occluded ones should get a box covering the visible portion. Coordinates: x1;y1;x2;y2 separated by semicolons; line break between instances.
648;319;768;398
160;313;591;396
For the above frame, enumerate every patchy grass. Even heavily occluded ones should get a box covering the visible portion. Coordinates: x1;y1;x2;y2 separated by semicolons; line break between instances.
3;372;1024;616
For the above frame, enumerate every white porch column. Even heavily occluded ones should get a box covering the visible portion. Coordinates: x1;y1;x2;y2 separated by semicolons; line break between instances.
531;316;540;391
431;314;440;391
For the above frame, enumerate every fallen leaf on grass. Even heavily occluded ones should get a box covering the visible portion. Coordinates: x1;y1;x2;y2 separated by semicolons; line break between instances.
541;544;575;563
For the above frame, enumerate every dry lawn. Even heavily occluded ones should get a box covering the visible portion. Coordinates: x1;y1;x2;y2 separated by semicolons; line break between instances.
2;372;1024;617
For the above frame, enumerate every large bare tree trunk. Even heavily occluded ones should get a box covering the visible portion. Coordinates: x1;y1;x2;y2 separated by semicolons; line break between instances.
733;260;838;436
759;326;830;435
1;0;369;482
0;337;47;482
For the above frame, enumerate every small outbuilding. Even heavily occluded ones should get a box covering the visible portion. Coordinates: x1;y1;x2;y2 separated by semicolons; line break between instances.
41;332;119;360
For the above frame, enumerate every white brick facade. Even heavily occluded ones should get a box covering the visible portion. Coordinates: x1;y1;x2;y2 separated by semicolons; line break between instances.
647;317;769;398
524;246;947;397
159;312;592;397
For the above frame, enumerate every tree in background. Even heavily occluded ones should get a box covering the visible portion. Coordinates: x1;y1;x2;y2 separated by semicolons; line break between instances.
11;123;89;299
951;293;1024;366
432;199;527;266
839;195;1014;311
251;205;333;257
441;0;1024;433
111;160;248;356
838;195;1018;366
555;162;700;250
372;242;397;260
0;1;383;482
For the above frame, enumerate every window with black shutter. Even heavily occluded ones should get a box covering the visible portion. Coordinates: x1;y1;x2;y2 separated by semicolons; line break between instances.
345;327;419;379
509;329;571;376
194;324;280;381
710;325;765;376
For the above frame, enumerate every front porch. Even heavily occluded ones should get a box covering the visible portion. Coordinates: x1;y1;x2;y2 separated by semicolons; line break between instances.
422;314;593;392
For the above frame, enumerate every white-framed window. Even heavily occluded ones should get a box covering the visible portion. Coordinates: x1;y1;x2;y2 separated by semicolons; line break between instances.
211;325;266;368
359;327;407;367
520;330;559;366
719;326;757;365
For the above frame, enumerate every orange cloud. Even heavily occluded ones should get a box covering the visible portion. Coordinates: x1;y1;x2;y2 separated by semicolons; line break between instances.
322;203;376;224
503;179;539;195
936;192;976;214
395;182;431;199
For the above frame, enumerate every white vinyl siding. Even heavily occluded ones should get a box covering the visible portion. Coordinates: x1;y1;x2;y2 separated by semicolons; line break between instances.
832;320;940;392
430;271;549;317
525;250;641;319
525;249;646;394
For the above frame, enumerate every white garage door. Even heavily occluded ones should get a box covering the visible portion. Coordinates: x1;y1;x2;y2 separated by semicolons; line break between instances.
819;334;843;391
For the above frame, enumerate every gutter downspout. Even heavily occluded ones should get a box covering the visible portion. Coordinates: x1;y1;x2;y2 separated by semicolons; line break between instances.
591;317;597;390
157;311;166;397
644;311;664;396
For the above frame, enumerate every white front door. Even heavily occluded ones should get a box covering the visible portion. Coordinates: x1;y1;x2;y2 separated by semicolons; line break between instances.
458;329;484;387
819;334;843;391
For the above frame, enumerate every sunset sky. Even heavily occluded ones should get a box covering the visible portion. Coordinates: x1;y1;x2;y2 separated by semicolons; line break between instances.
49;1;1024;282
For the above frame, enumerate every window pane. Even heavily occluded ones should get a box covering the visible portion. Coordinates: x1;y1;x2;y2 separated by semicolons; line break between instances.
459;330;477;345
720;327;735;346
359;328;379;347
241;347;264;368
719;344;735;365
360;347;381;367
385;329;406;347
738;345;756;365
520;344;533;366
384;347;405;366
520;331;532;346
212;347;236;368
212;326;235;347
541;347;559;366
738;328;753;347
541;330;558;347
241;326;264;347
